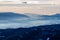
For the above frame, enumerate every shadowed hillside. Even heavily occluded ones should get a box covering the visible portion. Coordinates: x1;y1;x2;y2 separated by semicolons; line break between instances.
0;24;60;40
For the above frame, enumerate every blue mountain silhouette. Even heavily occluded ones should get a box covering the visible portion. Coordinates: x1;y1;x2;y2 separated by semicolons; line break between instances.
0;12;29;20
35;14;60;20
0;12;60;20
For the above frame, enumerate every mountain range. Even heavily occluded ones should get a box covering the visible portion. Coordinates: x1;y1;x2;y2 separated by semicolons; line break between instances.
0;12;60;29
0;12;60;40
0;12;60;20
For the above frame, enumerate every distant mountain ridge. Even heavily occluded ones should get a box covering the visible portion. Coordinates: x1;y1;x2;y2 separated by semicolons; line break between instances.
38;14;60;20
0;12;29;20
0;12;60;29
26;13;60;20
0;12;60;20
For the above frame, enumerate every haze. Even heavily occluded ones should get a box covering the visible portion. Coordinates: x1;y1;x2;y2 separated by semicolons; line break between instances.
0;0;60;15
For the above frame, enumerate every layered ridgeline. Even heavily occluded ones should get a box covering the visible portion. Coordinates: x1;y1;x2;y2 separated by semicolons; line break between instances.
0;12;60;29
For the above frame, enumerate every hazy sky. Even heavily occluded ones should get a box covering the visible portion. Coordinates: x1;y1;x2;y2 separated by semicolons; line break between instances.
0;0;59;15
0;0;59;1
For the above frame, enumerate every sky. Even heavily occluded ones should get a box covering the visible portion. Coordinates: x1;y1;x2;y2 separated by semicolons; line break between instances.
0;0;59;15
0;0;59;1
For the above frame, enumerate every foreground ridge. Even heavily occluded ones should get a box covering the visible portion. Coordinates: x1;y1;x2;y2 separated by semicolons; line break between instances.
0;24;60;40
